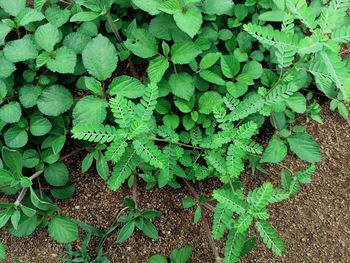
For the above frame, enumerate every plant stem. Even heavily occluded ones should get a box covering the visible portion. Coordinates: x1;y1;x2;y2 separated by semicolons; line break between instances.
266;55;307;96
13;144;95;205
106;12;123;43
132;173;137;205
152;137;203;150
201;209;222;263
182;179;215;212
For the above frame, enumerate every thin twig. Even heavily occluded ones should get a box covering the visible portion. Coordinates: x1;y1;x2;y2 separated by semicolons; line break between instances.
132;173;137;205
182;179;215;212
106;12;123;43
201;209;223;263
152;137;203;150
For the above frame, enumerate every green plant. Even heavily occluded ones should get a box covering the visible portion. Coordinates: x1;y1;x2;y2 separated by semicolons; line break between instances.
0;0;349;262
148;246;193;263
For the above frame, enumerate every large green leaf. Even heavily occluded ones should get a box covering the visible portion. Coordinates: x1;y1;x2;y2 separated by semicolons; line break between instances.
287;133;321;163
198;91;223;114
29;115;51;136
46;47;77;74
169;73;194;101
0;0;26;16
37;85;73;116
173;7;202;38
4;126;28;148
34;23;60;52
44;162;69;187
260;135;287;163
171;42;201;64
0;56;15;78
16;8;44;26
73;96;108;125
132;0;162;15
48;215;79;243
147;56;169;83
203;0;234;15
0;102;22;123
108;76;145;98
82;34;118;80
4;39;38;63
124;28;158;59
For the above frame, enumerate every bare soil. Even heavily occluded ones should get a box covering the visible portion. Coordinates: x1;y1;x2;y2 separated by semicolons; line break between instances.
1;102;349;263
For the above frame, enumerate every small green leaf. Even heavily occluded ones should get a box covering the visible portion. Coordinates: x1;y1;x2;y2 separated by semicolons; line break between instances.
30;115;52;136
4;126;28;149
0;240;6;260
70;11;100;22
260;135;287;163
193;206;202;224
48;215;79;243
44;162;69;187
1;147;22;177
198;91;223;114
174;7;202;38
148;255;167;263
116;221;135;243
200;52;221;69
0;102;21;123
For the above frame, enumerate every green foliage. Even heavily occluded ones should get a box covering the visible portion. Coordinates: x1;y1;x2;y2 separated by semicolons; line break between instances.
0;0;348;262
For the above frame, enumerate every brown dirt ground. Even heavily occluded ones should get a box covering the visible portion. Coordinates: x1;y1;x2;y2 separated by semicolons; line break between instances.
1;102;349;263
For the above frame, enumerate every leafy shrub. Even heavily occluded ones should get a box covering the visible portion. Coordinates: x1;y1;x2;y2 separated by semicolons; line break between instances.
0;0;349;262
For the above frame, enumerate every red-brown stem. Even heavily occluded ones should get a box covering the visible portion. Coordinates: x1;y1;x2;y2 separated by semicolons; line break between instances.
152;137;203;150
132;173;137;205
182;180;221;261
182;179;215;211
202;209;222;263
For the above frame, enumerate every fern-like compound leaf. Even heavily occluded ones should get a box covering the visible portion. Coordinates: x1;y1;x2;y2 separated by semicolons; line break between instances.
332;25;350;43
71;125;118;143
132;137;164;169
212;203;233;240
248;183;273;211
234;213;254;233
109;95;134;128
286;0;316;31
228;93;265;122
205;150;227;176
296;164;316;184
108;147;138;190
213;189;247;215
224;231;246;263
255;220;285;256
232;121;258;140
135;82;158;121
226;144;245;180
268;188;290;204
105;138;128;163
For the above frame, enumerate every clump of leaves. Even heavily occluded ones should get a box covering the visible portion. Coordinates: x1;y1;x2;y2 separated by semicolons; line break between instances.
0;0;349;262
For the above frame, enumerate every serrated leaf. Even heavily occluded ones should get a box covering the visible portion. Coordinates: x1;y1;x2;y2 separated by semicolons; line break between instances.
169;73;194;101
147;56;169;83
173;7;202;38
16;8;45;26
73;96;107;125
4;126;28;148
287;133;321;163
30;115;52;136
82;34;118;80
171;42;201;64
108;75;145;98
260;135;287;163
124;28;157;58
0;0;26;16
46;47;77;74
48;215;79;243
132;0;163;15
37;85;73;116
34;23;60;52
4;39;38;63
